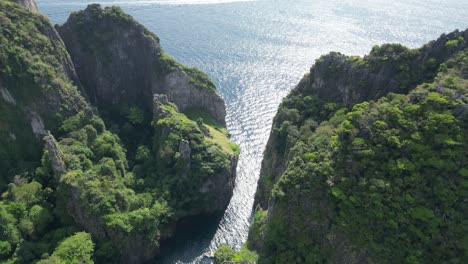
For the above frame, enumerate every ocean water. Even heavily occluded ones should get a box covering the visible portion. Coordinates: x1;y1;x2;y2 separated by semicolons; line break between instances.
37;0;468;263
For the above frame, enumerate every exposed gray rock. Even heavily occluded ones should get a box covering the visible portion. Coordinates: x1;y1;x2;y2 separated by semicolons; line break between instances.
11;0;38;12
155;68;227;124
8;132;16;140
255;28;468;208
252;29;468;264
178;139;192;173
0;1;89;182
0;87;16;105
44;132;65;177
57;4;226;125
29;112;46;138
296;29;468;107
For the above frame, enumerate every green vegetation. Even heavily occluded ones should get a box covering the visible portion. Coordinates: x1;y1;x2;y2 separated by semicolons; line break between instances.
214;244;236;263
247;209;268;250
183;66;217;93
251;39;468;263
0;111;173;263
185;108;239;155
133;101;236;216
58;4;225;169
446;37;464;48
0;2;237;262
0;176;81;263
214;243;258;264
0;0;87;185
38;232;94;264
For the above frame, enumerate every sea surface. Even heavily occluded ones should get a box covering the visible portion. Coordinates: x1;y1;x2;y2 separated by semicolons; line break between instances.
37;0;468;263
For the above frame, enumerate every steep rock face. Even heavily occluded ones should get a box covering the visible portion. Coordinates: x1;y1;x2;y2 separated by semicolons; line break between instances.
55;3;238;219
0;1;89;185
11;0;38;12
251;30;468;263
155;69;227;123
297;29;468;107
57;4;226;125
44;132;66;176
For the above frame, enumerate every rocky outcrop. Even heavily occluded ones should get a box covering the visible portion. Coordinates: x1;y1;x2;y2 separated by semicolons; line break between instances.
295;29;468;107
44;132;66;176
153;95;237;216
57;4;226;125
156;68;227;123
11;0;38;12
55;2;237;219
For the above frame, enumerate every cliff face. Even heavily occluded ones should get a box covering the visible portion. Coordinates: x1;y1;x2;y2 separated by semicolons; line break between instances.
55;3;238;218
251;30;468;263
297;30;468;107
0;0;89;185
11;0;38;12
0;3;238;263
57;4;226;126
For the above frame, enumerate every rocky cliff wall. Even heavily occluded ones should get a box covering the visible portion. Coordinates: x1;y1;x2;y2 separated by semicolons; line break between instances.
57;4;226;126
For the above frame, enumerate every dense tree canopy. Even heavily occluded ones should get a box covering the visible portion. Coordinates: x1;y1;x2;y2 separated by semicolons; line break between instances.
250;40;468;263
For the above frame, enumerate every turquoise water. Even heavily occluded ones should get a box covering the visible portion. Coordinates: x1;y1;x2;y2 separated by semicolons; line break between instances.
37;0;468;263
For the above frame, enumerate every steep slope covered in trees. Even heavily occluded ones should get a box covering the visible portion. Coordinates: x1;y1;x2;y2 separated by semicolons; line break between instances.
250;30;468;263
0;0;89;188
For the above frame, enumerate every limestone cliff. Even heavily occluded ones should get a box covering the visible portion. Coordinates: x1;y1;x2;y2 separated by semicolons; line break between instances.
57;4;226;126
251;30;468;263
295;29;468;107
55;4;239;219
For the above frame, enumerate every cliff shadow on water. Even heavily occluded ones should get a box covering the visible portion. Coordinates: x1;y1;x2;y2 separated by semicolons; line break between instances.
160;212;224;264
